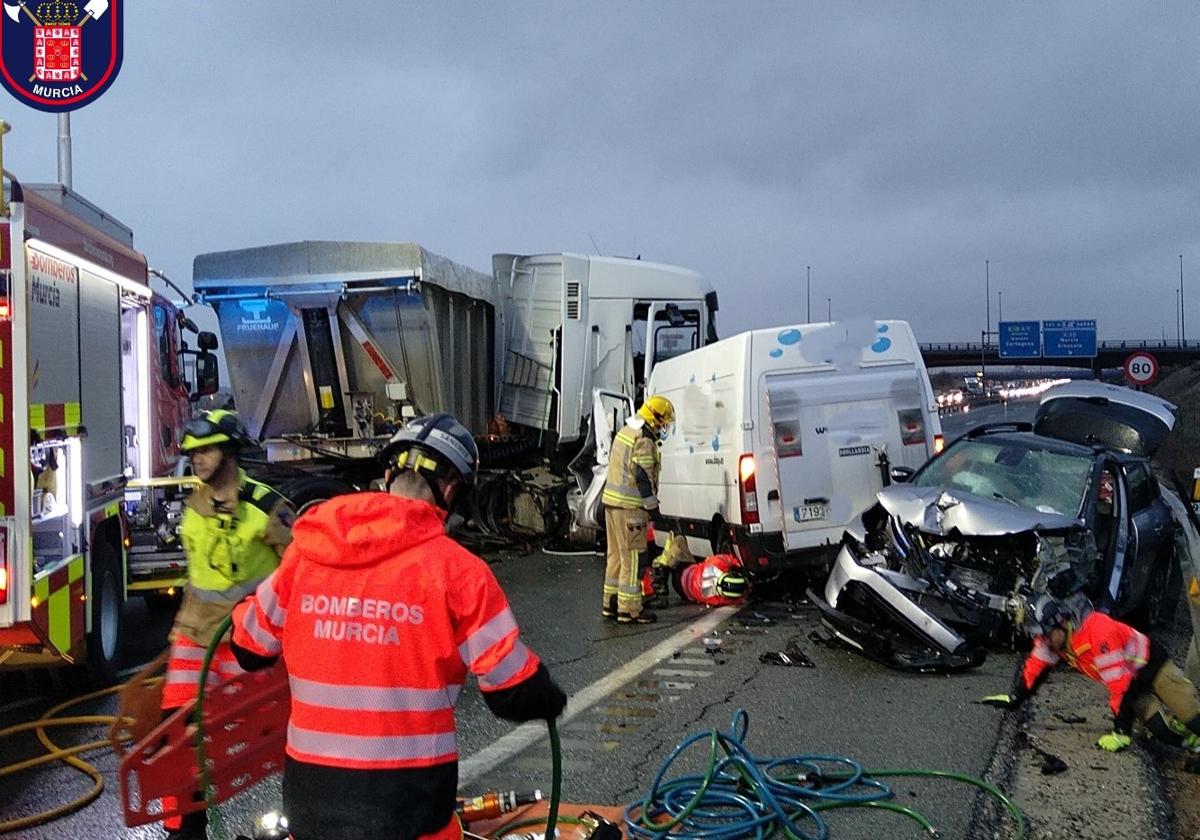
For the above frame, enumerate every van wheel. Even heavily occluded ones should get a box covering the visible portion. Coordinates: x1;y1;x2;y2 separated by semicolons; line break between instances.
710;518;734;556
85;542;125;685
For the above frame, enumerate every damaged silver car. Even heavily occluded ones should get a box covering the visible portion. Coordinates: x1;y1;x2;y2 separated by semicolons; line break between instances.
811;382;1179;671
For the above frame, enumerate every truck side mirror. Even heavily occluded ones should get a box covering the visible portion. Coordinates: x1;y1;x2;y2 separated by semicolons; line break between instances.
889;466;916;483
198;331;219;351
191;351;220;401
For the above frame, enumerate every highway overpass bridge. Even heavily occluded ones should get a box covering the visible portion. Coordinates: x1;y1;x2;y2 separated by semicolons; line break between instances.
919;339;1200;373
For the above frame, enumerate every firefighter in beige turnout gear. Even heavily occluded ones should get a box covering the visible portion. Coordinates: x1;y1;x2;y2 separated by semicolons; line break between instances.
602;396;675;624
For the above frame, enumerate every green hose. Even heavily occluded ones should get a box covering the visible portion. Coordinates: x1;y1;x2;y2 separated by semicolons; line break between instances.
545;718;562;839
195;613;234;839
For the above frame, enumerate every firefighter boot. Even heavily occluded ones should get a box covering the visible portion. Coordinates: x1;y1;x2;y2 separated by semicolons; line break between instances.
601;594;618;621
645;565;670;609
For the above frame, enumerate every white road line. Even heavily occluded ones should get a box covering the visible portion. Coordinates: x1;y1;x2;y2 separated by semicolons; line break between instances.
459;606;735;786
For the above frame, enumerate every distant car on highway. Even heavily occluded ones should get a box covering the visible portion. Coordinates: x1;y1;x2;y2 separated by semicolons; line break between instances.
812;381;1180;671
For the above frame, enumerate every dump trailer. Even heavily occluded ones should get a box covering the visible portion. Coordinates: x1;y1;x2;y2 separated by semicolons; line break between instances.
0;163;220;682
194;242;718;537
193;241;500;509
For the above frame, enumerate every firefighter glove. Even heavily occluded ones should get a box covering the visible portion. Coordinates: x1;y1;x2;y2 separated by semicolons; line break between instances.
1097;732;1132;752
981;694;1015;709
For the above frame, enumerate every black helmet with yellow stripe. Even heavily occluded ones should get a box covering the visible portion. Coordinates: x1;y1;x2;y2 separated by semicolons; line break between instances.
181;409;250;453
379;413;479;509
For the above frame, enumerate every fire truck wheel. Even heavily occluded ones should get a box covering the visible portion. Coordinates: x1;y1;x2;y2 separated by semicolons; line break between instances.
85;542;125;685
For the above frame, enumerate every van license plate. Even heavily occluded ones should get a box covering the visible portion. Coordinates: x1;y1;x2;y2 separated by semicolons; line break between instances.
794;505;829;523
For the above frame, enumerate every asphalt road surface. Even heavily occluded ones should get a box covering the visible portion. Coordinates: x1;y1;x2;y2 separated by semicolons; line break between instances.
0;546;1024;840
1;409;1050;839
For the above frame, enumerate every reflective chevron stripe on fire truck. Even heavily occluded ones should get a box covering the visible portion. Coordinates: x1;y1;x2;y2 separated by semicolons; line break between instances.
29;401;82;435
30;554;87;660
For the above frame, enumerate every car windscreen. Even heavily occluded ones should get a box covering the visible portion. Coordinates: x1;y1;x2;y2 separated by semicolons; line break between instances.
911;438;1093;517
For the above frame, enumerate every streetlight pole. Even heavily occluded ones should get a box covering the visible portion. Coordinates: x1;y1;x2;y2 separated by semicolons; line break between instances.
1181;254;1186;345
1177;288;1181;345
985;260;990;341
998;290;1003;324
827;297;831;321
806;265;811;323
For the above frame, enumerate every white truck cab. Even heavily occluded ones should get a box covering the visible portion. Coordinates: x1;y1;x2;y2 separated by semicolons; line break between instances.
647;319;942;575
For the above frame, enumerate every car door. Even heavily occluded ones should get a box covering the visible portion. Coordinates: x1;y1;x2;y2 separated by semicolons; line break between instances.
1120;461;1172;608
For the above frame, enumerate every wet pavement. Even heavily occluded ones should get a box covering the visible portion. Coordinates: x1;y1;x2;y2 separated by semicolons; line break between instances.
0;547;1020;840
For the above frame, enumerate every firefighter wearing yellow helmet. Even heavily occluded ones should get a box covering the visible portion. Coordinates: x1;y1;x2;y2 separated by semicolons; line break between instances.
161;409;295;840
600;395;676;623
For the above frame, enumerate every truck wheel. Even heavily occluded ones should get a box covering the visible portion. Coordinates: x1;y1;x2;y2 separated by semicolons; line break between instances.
85;542;125;685
280;476;356;515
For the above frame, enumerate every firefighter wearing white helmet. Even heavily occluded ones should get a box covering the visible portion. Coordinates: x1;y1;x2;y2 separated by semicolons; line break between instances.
163;409;294;840
601;395;676;623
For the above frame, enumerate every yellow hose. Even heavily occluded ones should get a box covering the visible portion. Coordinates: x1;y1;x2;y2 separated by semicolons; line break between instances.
0;681;147;835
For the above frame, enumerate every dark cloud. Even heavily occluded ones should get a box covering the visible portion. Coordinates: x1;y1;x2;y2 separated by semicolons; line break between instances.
4;2;1198;345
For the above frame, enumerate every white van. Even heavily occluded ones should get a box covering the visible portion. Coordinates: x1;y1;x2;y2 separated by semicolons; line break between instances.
646;319;943;575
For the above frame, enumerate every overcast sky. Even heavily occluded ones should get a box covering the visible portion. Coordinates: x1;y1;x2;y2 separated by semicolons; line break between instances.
6;3;1200;343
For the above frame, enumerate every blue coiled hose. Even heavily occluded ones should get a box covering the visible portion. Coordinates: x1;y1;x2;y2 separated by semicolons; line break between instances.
623;709;1025;840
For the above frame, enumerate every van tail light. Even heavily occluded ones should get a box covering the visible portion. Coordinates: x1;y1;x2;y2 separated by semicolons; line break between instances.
898;408;925;446
933;433;945;454
739;454;759;526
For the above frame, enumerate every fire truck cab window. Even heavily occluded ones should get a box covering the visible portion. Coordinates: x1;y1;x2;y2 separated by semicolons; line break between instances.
153;304;179;388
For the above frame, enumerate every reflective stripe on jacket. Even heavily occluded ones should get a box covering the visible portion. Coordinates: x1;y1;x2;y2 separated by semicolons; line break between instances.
173;470;293;643
602;419;660;510
181;469;292;593
1021;611;1151;716
232;492;541;771
681;554;746;606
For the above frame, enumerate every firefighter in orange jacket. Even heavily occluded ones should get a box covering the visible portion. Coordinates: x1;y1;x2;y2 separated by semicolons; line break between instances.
983;596;1200;753
673;553;751;607
230;413;567;840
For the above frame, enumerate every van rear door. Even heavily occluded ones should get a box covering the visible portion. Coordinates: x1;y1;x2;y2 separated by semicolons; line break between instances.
765;367;927;551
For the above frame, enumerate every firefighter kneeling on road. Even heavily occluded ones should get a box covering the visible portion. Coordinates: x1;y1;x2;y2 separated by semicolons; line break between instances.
163;410;294;840
602;395;675;624
983;594;1200;754
230;413;567;840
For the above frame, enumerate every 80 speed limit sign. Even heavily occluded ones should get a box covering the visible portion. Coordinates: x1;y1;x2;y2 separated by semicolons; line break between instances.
1123;352;1160;386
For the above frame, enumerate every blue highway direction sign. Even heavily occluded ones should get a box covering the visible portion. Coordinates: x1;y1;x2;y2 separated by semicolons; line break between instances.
1042;319;1097;358
999;321;1041;358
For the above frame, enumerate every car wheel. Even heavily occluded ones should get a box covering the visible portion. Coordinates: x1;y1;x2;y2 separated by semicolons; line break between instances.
1132;549;1180;632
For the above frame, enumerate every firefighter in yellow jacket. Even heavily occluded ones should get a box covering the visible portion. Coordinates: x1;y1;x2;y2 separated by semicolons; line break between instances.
161;409;294;840
601;395;675;624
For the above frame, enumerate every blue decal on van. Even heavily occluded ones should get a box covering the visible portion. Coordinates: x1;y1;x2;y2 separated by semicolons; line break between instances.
878;324;889;333
778;328;802;345
871;337;892;353
711;434;720;452
769;348;783;358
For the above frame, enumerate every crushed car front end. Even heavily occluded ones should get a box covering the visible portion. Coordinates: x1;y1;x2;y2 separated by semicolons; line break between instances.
812;482;1095;671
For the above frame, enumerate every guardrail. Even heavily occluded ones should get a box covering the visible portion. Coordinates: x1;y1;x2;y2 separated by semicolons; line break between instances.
920;339;1200;352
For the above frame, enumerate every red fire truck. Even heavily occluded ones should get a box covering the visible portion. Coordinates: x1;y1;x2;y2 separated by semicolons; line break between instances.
0;162;219;682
